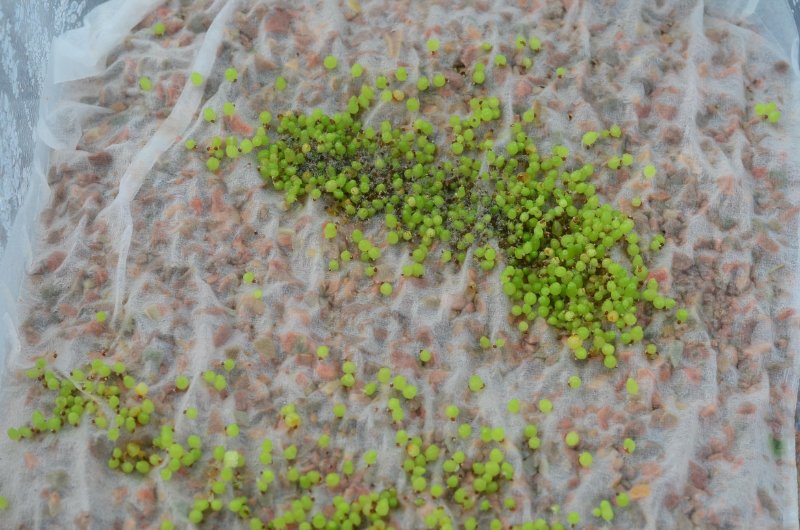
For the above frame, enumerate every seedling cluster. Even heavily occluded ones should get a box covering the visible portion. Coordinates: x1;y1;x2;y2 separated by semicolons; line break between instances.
4;23;713;529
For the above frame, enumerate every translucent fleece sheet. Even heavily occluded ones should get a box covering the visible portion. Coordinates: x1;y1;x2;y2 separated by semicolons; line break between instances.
0;0;799;529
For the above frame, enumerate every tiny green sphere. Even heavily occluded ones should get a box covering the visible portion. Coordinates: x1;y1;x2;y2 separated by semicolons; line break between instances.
565;431;580;447
0;496;8;511
395;67;408;81
402;385;417;399
226;423;240;437
203;107;217;123
643;164;656;179
491;427;505;442
445;404;460;420
556;66;567;77
472;69;486;84
458;423;472;439
433;73;446;88
340;374;355;387
676;308;689;322
135;382;149;397
95;311;108;323
623;437;636;453
225;68;238;82
184;139;196;150
316;346;329;359
351;63;364;78
333;403;346;418
568;375;582;389
579;451;593;468
326;473;340;488
626;377;639;396
342;360;356;374
392;407;406;423
426;38;440;52
507;399;521;414
406;98;420;112
419;349;432;363
582;131;598;146
259;111;272;125
468;375;484;392
175;375;189;391
189;510;203;524
395;429;409;445
377;367;391;384
323;55;338;70
153;22;166;36
567;335;582;350
616;492;630;508
139;76;153;92
538;399;553;413
323;222;337;239
7;428;20;442
600;500;614;521
223;102;235;116
275;76;287;91
190;72;203;86
430;483;444;498
567;512;580;525
380;282;393;296
242;271;254;284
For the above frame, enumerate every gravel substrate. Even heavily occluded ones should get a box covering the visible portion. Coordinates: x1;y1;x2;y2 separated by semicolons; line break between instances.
0;1;798;529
